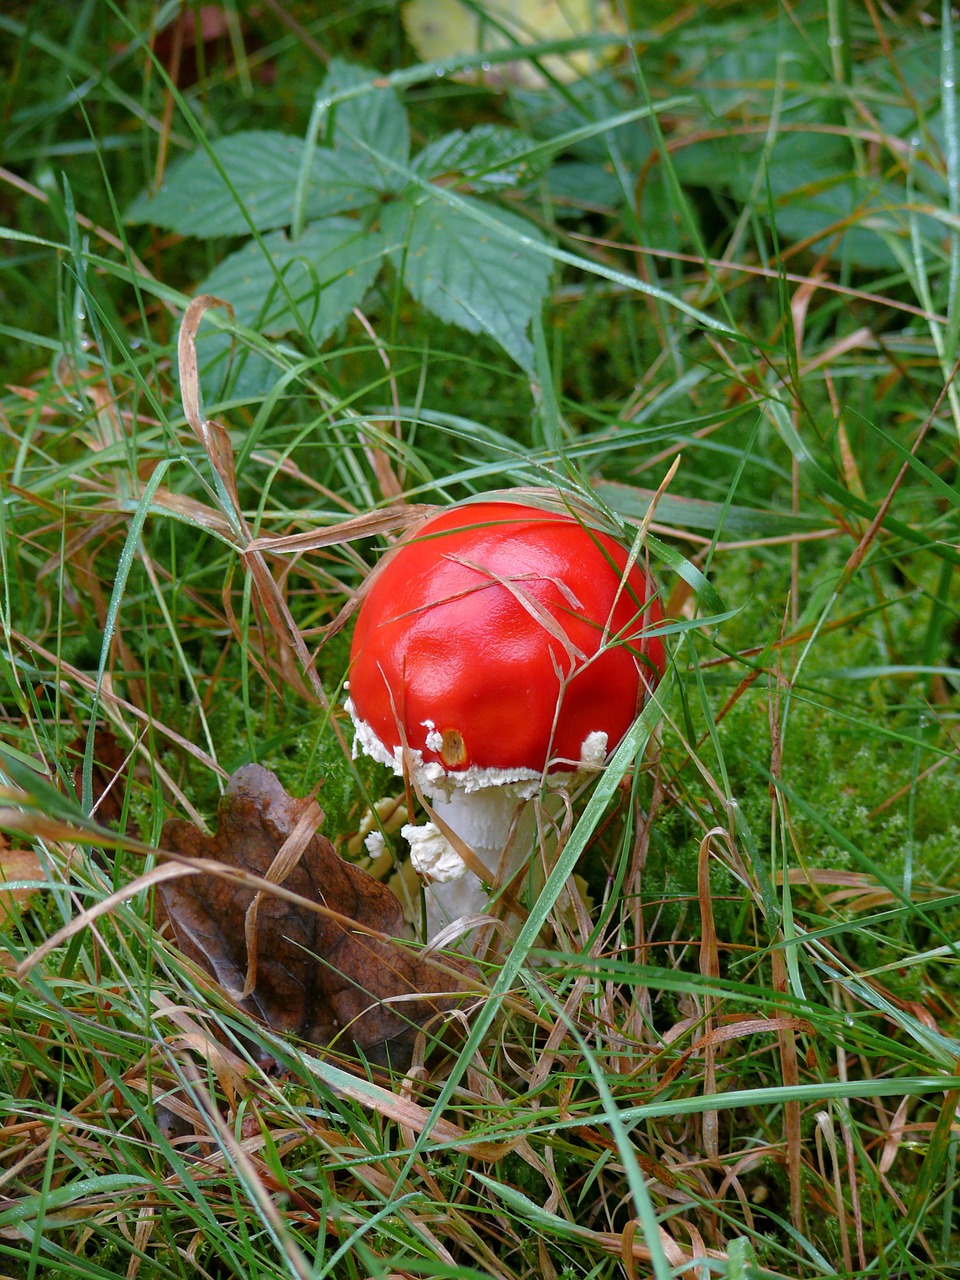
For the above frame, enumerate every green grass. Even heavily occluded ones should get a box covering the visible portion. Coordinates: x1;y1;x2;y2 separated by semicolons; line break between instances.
1;0;959;1276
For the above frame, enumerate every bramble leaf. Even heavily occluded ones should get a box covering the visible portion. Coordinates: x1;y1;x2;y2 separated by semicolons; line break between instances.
126;131;384;236
319;58;409;190
193;219;386;397
383;194;551;371
197;220;385;340
127;59;555;379
413;125;540;191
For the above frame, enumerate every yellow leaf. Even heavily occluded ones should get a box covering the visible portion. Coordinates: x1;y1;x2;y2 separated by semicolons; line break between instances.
402;0;626;89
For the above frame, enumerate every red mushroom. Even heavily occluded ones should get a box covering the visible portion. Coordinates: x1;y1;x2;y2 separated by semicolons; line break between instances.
346;496;666;938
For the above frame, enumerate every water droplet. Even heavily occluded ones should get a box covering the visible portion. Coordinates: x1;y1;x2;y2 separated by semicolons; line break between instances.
844;1014;855;1028
827;35;843;49
130;337;142;350
911;135;922;149
481;61;491;72
944;77;956;91
434;65;446;77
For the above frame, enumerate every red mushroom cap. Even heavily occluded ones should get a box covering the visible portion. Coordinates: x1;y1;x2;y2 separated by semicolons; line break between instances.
347;499;666;789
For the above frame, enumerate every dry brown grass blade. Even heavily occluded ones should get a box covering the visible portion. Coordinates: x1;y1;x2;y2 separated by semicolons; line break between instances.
536;1214;732;1272
768;637;804;1234
771;942;803;1232
10;629;226;791
178;296;244;523
177;1056;314;1280
245;505;433;556
0;805;147;856
17;861;192;979
796;326;878;381
240;792;324;1001
814;1108;853;1272
147;486;237;539
634;452;681;548
839;353;960;590
351;305;405;501
879;1095;911;1175
153;993;252;1102
299;1054;508;1160
697;827;723;1165
656;1014;813;1095
176;300;349;732
575;225;946;324
779;866;947;911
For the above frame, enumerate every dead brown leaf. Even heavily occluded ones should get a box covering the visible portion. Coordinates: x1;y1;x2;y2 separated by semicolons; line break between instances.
159;765;477;1069
0;836;44;927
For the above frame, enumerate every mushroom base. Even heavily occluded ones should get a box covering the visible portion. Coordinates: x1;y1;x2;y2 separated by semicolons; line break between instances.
346;702;602;946
409;786;547;944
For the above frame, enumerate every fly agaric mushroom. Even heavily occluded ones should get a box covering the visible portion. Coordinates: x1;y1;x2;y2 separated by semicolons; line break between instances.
346;497;666;940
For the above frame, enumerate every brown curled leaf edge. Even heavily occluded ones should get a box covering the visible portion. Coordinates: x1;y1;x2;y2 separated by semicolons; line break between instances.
159;764;478;1071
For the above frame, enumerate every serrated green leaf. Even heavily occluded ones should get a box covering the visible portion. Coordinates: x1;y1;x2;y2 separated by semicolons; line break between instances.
199;219;385;340
546;159;623;211
383;194;551;371
320;58;409;190
512;71;653;164
127;132;303;235
414;125;541;191
126;131;383;236
192;219;386;397
303;147;388;218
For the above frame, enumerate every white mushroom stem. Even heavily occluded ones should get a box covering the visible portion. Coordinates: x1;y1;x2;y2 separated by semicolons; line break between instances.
347;701;609;945
405;785;539;942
